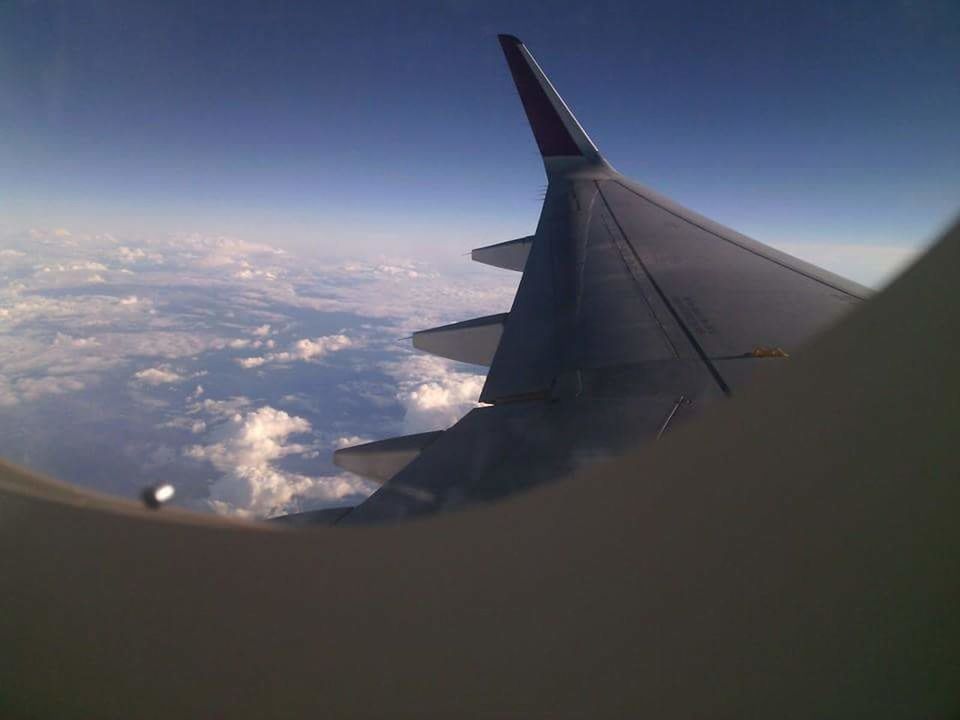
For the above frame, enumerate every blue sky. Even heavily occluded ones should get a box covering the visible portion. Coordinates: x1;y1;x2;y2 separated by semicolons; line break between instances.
2;0;958;261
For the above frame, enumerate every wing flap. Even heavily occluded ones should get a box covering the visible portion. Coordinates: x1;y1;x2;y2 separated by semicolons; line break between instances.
342;358;723;524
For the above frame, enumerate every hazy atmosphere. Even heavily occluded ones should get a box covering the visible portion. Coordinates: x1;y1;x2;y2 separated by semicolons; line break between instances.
1;0;957;517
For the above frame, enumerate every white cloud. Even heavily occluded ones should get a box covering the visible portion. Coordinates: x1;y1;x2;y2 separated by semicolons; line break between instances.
185;406;373;518
0;226;512;516
236;334;353;369
170;233;284;270
35;261;109;275
116;246;146;262
187;395;251;420
0;294;152;331
293;259;517;334
388;354;486;433
133;366;186;385
375;263;422;279
73;261;108;271
160;416;208;434
114;245;162;264
280;335;353;361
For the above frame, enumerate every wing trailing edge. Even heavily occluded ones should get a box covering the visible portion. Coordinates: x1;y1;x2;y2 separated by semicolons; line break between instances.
268;506;355;526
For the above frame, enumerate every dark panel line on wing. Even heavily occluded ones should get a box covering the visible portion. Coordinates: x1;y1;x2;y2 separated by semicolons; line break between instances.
597;184;732;397
573;186;599;318
597;198;682;360
613;180;866;300
492;389;551;405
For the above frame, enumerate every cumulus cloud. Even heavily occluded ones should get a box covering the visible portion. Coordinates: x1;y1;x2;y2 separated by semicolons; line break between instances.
187;395;251;420
236;334;353;369
116;246;146;262
133;366;187;385
233;265;279;281
278;335;353;361
374;263;421;279
185;406;374;518
388;355;486;433
208;338;274;352
114;245;163;264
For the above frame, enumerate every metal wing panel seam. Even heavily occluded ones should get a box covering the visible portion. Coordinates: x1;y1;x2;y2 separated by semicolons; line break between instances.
611;179;868;300
595;183;733;397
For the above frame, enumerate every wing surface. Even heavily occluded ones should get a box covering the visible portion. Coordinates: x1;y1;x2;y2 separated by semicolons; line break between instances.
480;174;869;403
338;35;868;525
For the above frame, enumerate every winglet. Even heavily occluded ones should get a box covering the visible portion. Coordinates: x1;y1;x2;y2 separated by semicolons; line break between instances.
497;34;604;167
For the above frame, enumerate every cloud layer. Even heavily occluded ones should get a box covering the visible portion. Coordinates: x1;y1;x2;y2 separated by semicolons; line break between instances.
186;406;374;517
237;334;353;369
387;354;487;434
0;226;516;517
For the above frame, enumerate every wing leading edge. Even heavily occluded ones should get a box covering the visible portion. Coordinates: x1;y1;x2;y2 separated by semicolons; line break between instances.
333;35;869;525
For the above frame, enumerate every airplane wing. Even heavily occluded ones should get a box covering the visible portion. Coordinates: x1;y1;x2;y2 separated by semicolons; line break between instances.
331;35;870;525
